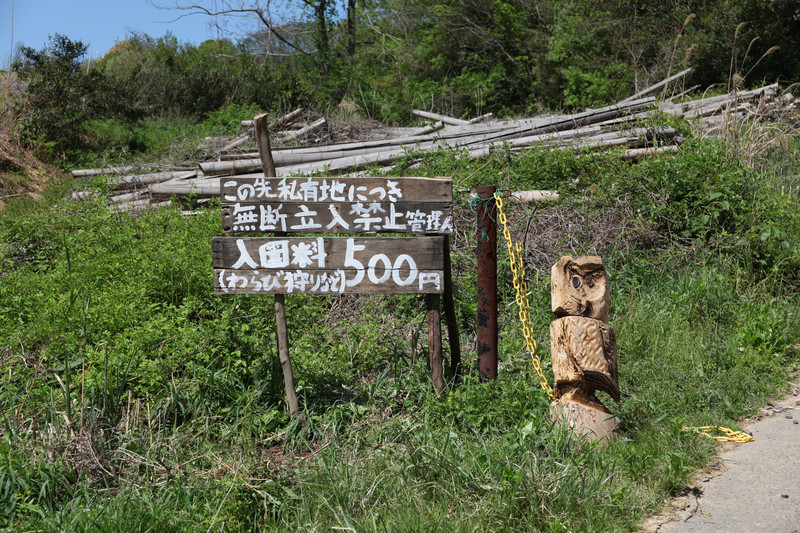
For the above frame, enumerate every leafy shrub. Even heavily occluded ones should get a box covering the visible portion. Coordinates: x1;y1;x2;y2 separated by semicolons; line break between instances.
202;102;263;136
600;139;752;239
12;35;111;160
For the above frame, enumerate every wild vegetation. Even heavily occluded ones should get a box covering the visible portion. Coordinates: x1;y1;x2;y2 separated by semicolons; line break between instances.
4;0;800;167
1;1;800;531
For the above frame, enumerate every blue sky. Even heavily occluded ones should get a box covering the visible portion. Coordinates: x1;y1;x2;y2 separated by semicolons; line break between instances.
0;1;260;68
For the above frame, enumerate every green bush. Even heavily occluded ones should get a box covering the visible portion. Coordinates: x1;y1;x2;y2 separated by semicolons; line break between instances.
202;102;263;136
13;35;111;160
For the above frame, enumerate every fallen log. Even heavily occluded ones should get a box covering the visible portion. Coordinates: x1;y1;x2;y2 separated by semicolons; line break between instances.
200;159;261;177
70;190;99;201
72;166;136;178
468;113;493;124
661;84;779;115
111;200;172;212
410;121;445;136
280;117;327;141
271;107;304;130
239;107;304;129
219;151;259;161
150;178;222;200
619;145;680;160
107;189;148;204
109;170;196;190
219;132;252;154
510;190;560;203
619;68;693;103
411;109;468;125
668;85;701;102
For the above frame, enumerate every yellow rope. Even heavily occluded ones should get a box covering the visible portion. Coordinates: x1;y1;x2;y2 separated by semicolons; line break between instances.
494;193;554;400
682;426;754;443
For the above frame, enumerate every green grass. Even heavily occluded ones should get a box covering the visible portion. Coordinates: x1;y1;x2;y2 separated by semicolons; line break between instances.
1;125;799;531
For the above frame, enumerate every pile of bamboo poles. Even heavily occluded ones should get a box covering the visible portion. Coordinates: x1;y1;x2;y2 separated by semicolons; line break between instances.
70;76;794;211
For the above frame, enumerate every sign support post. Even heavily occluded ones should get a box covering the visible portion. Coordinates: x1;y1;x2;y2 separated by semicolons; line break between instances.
254;113;299;417
441;235;460;378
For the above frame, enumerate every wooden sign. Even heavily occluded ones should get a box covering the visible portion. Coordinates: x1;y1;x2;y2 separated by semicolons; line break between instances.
221;176;452;234
213;236;445;295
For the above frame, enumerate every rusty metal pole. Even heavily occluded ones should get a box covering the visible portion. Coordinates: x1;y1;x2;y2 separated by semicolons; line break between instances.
476;185;498;382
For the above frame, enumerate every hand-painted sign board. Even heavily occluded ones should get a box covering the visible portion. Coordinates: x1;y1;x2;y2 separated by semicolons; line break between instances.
213;236;445;295
221;176;452;234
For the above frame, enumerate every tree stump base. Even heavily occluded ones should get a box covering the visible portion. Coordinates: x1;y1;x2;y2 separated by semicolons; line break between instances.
550;398;620;445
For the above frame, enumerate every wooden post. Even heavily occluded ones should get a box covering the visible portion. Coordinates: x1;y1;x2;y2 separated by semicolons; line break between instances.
254;113;276;178
442;235;461;378
254;113;299;418
476;186;497;382
274;287;298;417
426;293;444;394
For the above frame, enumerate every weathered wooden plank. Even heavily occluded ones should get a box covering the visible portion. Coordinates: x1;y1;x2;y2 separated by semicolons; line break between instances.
221;176;453;234
221;201;452;234
221;176;452;204
212;236;445;270
427;293;444;392
214;236;445;293
214;268;444;294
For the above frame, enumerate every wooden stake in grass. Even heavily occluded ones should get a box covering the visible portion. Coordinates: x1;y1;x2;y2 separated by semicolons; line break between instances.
254;113;299;418
426;293;444;393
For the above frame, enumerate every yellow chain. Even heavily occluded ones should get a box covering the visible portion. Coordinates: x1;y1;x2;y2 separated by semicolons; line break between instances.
494;193;554;400
682;426;754;443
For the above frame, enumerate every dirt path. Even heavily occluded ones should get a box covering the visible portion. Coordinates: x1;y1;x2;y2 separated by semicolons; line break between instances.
639;383;800;533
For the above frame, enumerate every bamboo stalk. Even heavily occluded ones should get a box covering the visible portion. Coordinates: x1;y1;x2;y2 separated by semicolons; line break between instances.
620;68;693;103
620;146;680;160
72;166;136;178
411;109;469;125
467;113;493;124
510;190;560;203
108;170;196;190
219;132;252;154
410;121;445;136
240;108;304;129
107;190;148;204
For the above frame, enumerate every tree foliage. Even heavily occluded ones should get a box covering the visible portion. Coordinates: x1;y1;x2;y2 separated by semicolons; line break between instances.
12;35;109;158
11;1;800;160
